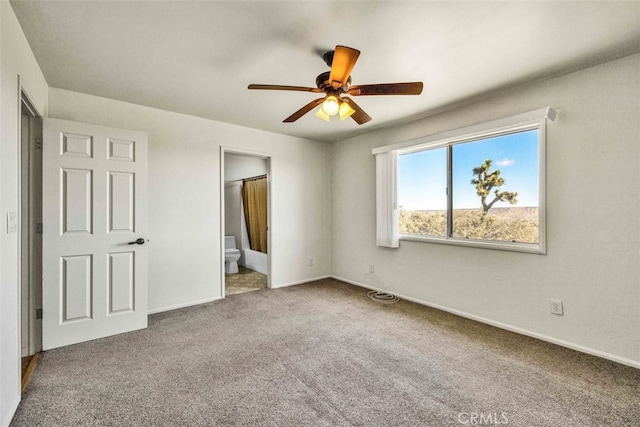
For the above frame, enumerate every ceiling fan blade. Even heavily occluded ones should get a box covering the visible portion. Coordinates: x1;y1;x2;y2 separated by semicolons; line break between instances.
248;84;321;93
342;97;372;125
328;46;360;89
346;82;423;96
283;97;325;123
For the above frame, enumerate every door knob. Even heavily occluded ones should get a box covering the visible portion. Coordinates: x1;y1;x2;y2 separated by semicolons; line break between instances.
128;238;146;245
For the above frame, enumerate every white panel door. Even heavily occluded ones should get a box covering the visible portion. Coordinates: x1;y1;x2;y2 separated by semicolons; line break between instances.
42;118;148;350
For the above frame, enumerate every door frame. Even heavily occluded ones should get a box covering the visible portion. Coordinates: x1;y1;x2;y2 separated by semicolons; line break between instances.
18;79;43;357
219;146;272;297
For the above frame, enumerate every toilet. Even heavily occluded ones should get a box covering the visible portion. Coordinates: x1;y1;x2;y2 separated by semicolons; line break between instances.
224;236;241;274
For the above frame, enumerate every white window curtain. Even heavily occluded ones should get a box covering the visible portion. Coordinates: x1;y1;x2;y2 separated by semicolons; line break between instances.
375;150;399;248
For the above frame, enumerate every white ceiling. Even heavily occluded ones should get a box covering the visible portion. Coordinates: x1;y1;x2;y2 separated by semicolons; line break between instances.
10;1;640;143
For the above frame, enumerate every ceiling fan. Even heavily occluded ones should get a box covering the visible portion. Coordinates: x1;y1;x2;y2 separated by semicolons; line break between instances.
248;45;423;125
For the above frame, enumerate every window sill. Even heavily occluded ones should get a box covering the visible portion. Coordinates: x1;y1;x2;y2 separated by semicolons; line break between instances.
399;234;546;254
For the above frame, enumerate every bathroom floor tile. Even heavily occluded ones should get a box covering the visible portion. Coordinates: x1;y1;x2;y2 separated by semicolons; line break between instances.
225;266;267;296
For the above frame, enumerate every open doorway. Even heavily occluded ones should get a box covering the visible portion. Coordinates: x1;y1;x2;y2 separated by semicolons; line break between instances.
221;148;271;297
19;87;43;390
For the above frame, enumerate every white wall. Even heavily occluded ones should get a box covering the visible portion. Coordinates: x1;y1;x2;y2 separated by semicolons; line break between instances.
0;1;49;425
224;153;267;182
331;54;640;367
224;181;243;254
48;88;332;312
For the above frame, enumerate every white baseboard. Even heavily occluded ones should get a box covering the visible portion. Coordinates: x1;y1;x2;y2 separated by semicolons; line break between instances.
148;275;332;314
332;275;640;370
148;296;222;315
270;275;331;289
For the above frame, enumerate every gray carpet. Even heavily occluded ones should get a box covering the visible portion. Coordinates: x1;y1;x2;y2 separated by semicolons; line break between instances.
11;279;640;426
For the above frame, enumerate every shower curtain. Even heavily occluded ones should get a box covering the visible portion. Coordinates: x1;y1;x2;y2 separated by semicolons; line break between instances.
242;176;268;253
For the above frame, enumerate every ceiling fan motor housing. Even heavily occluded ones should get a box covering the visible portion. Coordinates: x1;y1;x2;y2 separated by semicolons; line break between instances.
322;50;334;67
316;71;351;93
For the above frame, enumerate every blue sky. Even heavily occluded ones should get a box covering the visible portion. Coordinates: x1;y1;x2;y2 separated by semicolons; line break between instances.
398;130;539;210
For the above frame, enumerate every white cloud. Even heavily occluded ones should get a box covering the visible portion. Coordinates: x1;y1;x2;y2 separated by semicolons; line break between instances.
495;158;515;167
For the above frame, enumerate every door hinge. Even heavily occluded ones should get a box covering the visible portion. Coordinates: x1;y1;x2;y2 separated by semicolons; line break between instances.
35;137;42;149
36;308;43;319
36;223;43;234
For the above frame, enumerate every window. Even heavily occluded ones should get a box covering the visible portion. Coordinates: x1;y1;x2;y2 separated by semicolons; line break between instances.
374;108;555;253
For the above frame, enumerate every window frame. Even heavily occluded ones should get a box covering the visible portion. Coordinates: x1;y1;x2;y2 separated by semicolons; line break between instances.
374;107;555;254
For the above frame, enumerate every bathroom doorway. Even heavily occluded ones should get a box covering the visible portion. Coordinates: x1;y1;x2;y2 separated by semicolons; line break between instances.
221;148;271;297
19;86;43;389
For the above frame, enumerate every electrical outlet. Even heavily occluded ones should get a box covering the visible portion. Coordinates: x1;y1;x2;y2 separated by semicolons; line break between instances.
550;299;563;315
369;264;375;273
308;258;314;267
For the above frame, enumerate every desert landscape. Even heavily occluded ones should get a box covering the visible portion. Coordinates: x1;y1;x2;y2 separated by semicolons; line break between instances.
400;207;539;243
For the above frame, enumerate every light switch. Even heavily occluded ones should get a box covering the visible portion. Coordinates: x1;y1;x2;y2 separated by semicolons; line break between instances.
7;211;17;234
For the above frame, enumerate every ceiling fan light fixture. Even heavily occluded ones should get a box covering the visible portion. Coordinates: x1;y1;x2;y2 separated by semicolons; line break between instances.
320;95;340;116
338;99;355;120
315;108;331;122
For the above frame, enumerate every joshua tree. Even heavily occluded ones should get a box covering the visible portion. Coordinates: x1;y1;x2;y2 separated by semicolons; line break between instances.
471;159;518;214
